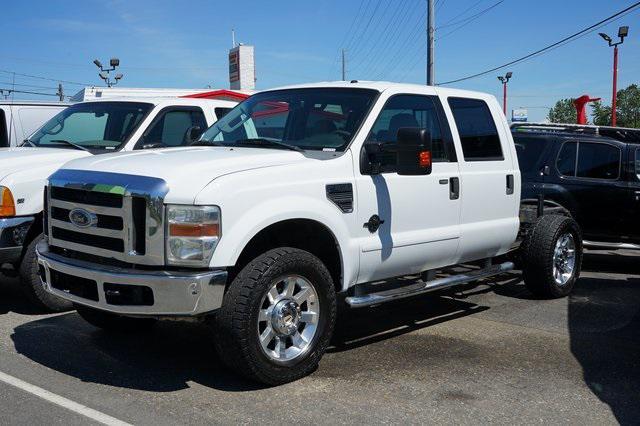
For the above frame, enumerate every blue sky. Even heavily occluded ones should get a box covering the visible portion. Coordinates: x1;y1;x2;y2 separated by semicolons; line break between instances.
1;0;638;121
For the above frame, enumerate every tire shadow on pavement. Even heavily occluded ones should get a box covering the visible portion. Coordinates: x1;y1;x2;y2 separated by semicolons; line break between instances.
568;253;640;425
11;313;266;392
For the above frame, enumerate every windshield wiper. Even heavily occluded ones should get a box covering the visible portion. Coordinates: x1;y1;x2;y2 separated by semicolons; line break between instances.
49;140;91;152
21;139;36;147
235;138;305;153
190;140;224;147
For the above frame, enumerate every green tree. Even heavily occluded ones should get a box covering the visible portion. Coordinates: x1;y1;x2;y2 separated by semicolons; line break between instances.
592;84;640;128
547;98;577;123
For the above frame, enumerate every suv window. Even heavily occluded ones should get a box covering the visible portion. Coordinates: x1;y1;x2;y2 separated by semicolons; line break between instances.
556;141;620;180
367;94;449;163
141;107;207;148
513;135;551;173
635;148;640;177
448;97;503;161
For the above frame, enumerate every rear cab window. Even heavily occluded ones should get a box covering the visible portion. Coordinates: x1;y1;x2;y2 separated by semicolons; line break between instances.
448;97;503;161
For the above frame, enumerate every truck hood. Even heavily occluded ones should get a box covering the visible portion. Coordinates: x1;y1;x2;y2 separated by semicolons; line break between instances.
0;147;90;182
61;146;312;204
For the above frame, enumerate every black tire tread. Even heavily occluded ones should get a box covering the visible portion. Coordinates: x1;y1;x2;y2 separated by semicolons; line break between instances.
213;247;336;385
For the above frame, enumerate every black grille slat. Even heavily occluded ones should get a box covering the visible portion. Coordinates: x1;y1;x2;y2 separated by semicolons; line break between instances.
132;197;147;255
326;183;354;213
50;270;99;301
51;206;124;230
104;283;154;306
52;227;125;253
50;186;123;208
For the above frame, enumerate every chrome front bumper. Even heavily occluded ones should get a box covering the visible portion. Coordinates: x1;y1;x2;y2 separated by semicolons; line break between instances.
36;241;227;317
0;217;34;265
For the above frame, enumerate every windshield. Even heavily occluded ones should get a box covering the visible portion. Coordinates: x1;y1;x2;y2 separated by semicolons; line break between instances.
27;101;152;151
199;88;378;151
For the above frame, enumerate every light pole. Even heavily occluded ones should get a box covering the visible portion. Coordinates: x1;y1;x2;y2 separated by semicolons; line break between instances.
93;58;123;87
599;26;628;127
497;72;513;116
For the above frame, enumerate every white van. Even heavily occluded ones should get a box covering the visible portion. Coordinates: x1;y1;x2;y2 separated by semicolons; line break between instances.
0;101;71;148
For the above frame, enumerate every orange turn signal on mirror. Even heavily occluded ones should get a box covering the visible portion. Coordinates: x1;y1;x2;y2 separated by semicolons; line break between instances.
169;223;219;237
0;187;16;217
418;151;432;168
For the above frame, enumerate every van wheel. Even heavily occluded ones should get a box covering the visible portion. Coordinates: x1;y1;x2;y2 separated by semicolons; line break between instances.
521;214;582;298
19;235;73;312
75;305;157;332
213;247;336;385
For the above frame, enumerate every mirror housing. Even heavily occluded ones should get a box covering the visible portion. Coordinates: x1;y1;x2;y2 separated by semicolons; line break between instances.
396;128;433;175
186;126;203;143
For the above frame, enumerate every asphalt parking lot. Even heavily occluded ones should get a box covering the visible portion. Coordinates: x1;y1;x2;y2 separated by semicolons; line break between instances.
0;249;638;425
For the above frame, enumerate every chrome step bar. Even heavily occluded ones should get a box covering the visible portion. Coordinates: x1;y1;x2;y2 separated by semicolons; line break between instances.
345;261;515;308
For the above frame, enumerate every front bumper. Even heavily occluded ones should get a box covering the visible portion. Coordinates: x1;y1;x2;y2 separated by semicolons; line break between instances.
36;241;227;317
0;217;34;265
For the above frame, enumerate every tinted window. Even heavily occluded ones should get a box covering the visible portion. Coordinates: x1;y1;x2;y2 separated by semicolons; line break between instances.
142;108;207;148
513;135;550;173
200;88;377;151
29;102;152;151
0;109;7;147
448;97;503;161
368;95;449;162
636;149;640;176
556;142;577;176
576;142;620;180
215;107;232;119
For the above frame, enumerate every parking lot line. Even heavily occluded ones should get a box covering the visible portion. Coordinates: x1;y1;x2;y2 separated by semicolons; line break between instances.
0;370;132;426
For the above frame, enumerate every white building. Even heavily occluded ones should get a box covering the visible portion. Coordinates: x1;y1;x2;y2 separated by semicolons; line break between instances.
229;44;256;91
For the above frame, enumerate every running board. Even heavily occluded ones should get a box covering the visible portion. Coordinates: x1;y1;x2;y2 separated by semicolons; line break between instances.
345;261;515;308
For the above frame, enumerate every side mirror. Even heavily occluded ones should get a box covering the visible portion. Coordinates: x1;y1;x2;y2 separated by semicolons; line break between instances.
186;126;203;143
396;128;433;175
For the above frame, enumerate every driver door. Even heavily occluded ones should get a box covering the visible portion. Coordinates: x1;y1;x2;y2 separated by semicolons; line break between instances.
355;94;461;283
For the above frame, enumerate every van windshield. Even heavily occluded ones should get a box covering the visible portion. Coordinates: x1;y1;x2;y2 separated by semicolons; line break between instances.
198;88;378;151
26;101;152;152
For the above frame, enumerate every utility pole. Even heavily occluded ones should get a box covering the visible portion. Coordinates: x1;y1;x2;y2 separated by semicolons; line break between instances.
341;49;346;81
599;26;628;127
427;0;435;85
56;83;64;102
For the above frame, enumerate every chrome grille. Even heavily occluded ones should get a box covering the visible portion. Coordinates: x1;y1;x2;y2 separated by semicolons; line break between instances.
47;169;169;266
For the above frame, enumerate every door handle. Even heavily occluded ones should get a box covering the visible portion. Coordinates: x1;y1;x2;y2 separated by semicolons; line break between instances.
506;174;514;195
449;177;460;200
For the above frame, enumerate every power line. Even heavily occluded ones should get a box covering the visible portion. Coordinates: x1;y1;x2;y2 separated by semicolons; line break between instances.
0;81;58;90
347;0;384;59
342;0;374;53
437;0;503;30
438;0;486;27
439;1;640;85
0;88;66;98
0;69;92;87
375;8;428;79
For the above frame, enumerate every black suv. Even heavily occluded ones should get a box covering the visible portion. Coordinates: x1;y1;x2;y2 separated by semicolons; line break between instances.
512;123;640;248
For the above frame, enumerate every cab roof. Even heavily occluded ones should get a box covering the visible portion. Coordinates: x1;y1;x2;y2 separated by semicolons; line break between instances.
75;96;238;108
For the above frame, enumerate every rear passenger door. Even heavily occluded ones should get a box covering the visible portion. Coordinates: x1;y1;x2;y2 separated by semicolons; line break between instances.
446;97;520;263
136;107;207;149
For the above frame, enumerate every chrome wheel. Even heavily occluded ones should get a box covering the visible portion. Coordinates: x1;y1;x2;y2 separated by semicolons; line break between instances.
257;275;320;362
553;232;576;285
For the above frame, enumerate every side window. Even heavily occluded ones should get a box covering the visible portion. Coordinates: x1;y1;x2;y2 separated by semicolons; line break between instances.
576;142;620;180
636;149;640;177
215;107;232;120
367;94;449;166
141;108;207;148
556;142;577;176
0;109;7;147
448;97;503;161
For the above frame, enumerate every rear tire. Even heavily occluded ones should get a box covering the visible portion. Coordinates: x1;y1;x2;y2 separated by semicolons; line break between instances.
521;214;582;298
19;235;73;312
75;304;157;332
213;247;337;385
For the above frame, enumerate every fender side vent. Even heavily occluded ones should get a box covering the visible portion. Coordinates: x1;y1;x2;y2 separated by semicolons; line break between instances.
326;183;353;213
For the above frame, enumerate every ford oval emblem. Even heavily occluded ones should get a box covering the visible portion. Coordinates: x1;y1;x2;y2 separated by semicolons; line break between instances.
69;208;97;228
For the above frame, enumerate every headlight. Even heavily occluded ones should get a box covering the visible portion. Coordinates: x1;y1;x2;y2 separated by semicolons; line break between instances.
0;186;16;217
166;205;220;267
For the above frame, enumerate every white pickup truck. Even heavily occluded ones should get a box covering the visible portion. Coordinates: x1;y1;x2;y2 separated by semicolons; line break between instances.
0;96;238;311
36;81;582;385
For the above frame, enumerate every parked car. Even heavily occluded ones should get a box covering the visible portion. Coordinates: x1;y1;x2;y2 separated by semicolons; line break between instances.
0;95;241;311
37;81;582;385
0;101;71;147
512;122;640;248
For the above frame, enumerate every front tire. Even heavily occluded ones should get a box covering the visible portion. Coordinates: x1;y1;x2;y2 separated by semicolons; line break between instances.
75;305;157;332
521;214;582;298
213;247;337;385
19;235;73;312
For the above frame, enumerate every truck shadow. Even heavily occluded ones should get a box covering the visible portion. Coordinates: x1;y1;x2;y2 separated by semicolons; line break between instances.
0;276;50;315
567;251;640;424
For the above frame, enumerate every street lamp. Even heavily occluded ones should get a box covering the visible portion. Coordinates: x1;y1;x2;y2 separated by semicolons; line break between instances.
497;71;513;116
93;57;123;87
599;26;629;126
